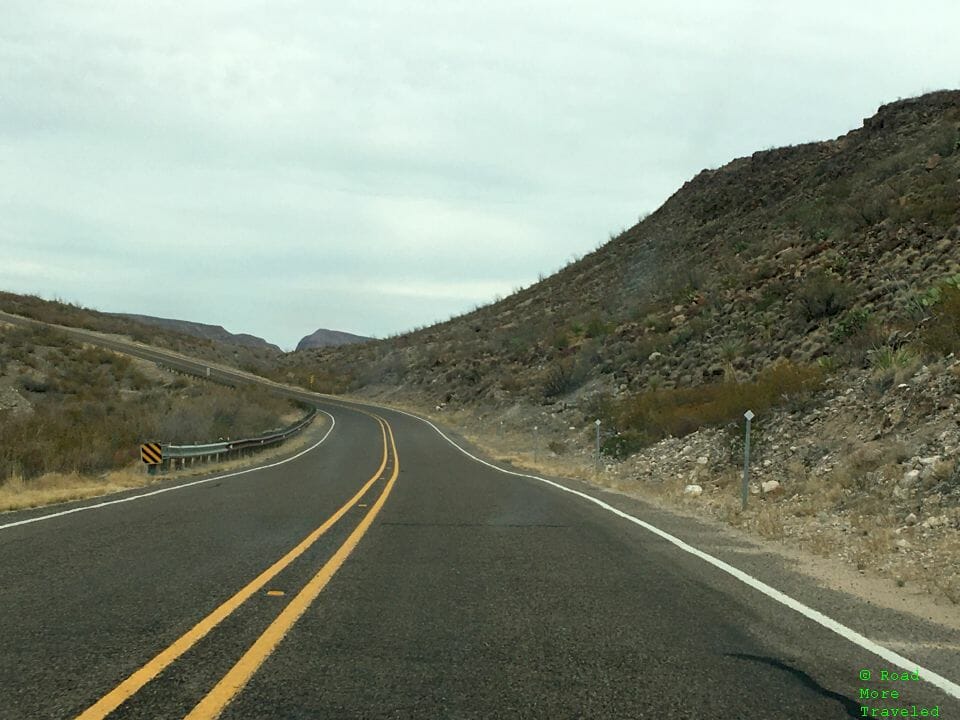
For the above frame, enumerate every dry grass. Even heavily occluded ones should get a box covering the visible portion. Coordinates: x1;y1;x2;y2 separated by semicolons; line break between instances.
754;504;787;539
0;470;148;512
613;360;823;444
923;284;960;356
0;414;329;513
801;531;837;558
0;322;302;483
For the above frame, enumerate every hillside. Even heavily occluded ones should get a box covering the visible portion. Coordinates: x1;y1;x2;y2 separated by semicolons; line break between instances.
282;91;960;411
296;328;372;351
276;91;960;604
0;292;282;375
110;313;281;352
0;319;301;510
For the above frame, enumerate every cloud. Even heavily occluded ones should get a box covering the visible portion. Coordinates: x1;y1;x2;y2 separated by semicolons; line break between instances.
2;1;959;348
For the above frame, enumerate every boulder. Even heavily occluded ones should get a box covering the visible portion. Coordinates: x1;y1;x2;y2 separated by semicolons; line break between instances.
761;480;782;495
683;484;703;498
902;469;921;484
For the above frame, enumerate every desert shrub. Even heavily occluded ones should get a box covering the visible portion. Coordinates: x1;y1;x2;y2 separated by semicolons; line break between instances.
583;313;612;339
752;260;778;282
917;273;960;308
0;335;300;482
601;432;646;460
869;346;918;371
922;283;960;356
931;124;960;157
670;326;696;347
847;186;895;227
582;391;616;424
18;374;51;393
867;346;922;394
817;355;839;373
834;319;886;368
893;185;960;226
542;360;586;398
830;308;871;344
547;440;567;455
632;334;669;363
719;338;743;363
795;270;852;321
756;280;790;311
614;360;823;447
824;251;850;274
549;328;570;351
643;313;673;334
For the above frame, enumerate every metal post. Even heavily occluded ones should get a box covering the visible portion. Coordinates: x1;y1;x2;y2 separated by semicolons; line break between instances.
595;419;601;475
742;410;754;511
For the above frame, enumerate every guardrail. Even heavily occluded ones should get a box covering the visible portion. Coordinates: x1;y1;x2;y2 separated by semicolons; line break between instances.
151;408;319;473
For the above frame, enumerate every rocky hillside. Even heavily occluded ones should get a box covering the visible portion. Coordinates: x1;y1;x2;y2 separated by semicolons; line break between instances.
280;91;960;419
296;328;371;351
110;313;281;352
271;90;960;605
0;319;298;487
0;292;282;375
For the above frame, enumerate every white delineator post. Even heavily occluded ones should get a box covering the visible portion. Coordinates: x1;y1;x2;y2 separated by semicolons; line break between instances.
742;410;754;511
595;419;601;475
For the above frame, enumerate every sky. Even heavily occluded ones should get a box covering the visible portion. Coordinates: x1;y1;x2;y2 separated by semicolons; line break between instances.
2;2;959;350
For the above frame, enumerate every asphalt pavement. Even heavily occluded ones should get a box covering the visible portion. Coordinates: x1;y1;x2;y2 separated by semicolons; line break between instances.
1;312;958;718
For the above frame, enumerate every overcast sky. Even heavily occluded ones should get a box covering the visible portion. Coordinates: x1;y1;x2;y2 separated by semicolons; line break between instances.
2;2;958;349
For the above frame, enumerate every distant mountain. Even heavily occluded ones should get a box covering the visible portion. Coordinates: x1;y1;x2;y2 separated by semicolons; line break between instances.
110;313;281;352
296;328;371;351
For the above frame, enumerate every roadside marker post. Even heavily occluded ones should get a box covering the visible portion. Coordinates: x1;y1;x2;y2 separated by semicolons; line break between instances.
742;410;754;511
534;425;539;463
594;419;601;476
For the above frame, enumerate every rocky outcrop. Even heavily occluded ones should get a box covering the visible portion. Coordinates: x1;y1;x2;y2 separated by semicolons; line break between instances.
110;314;281;352
295;329;371;351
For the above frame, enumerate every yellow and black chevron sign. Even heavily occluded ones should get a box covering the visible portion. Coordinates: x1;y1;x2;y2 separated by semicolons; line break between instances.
140;442;163;465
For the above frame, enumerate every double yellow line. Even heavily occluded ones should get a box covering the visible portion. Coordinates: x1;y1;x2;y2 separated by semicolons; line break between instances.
77;413;400;720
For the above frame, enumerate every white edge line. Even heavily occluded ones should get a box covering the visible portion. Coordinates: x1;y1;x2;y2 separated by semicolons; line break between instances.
376;403;960;701
0;411;336;532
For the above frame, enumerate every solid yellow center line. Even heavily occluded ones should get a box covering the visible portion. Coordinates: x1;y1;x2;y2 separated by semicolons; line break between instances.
75;415;389;720
184;418;402;720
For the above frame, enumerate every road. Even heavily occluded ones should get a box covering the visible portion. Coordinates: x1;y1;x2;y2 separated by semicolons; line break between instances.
1;312;958;718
